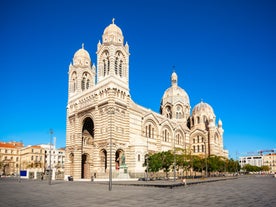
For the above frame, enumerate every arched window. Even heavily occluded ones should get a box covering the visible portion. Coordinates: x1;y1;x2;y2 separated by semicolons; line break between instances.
81;78;86;91
163;129;170;142
176;134;180;145
145;124;155;139
103;60;106;76
138;154;140;162
86;79;90;89
115;57;118;75
71;72;77;93
119;60;123;77
115;51;124;77
102;51;110;76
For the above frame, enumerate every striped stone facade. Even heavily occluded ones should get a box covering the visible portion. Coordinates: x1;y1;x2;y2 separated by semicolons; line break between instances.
64;20;228;180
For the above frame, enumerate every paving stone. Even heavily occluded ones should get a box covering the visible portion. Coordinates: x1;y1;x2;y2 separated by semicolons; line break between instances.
0;176;275;207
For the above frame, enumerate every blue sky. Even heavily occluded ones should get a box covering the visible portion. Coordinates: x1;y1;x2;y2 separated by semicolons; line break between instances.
1;0;275;159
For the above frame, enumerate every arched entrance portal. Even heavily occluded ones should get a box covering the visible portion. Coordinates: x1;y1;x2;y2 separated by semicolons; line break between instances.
81;153;90;179
81;117;94;179
115;149;124;170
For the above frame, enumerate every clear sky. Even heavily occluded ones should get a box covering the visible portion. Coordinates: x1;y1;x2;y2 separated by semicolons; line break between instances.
1;0;275;159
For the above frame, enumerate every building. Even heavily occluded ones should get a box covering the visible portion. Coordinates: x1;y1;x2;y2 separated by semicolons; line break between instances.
20;145;45;179
40;143;65;179
239;156;263;168
0;141;22;176
0;140;65;179
64;20;228;180
263;153;276;174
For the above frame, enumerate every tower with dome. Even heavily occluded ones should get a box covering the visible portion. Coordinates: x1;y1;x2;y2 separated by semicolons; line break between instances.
65;20;228;180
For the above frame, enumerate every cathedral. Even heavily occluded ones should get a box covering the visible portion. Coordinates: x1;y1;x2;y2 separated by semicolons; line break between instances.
64;19;228;180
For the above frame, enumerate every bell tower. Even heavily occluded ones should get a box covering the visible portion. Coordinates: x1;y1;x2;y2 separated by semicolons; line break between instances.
96;18;130;90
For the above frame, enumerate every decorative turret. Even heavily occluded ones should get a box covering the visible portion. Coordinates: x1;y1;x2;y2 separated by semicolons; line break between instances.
160;71;190;121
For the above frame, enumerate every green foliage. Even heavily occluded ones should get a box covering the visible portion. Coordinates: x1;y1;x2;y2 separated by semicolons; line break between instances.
242;164;270;172
144;150;246;178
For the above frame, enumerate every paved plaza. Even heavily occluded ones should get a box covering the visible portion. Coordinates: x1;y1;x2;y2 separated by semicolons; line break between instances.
1;176;276;207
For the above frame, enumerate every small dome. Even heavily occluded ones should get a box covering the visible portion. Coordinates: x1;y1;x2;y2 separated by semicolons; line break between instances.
102;18;124;44
162;86;190;106
161;72;190;107
192;100;215;118
73;44;91;67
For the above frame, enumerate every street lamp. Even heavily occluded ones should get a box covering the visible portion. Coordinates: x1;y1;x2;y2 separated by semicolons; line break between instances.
108;107;115;191
205;139;208;178
49;129;53;185
146;135;149;181
173;128;176;182
18;143;21;183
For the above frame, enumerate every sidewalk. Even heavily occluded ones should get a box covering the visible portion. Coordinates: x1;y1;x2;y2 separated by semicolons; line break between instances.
86;176;238;189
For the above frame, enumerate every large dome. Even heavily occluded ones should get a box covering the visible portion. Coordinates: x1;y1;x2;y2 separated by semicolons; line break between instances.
73;44;91;67
102;18;124;44
161;72;190;106
192;100;215;118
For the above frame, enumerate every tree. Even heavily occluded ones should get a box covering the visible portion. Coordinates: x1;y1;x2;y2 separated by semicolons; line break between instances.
145;150;174;179
260;165;270;172
160;151;174;178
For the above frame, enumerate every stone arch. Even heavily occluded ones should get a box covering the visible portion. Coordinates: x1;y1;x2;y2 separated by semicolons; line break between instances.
82;117;94;138
70;71;77;93
143;118;159;140
81;153;90;179
115;149;125;170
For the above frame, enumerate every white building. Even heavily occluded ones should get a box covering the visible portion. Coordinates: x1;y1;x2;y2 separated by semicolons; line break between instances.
40;142;65;173
239;156;263;168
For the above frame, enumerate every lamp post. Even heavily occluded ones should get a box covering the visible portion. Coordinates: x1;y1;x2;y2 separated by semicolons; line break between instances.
18;144;21;183
205;139;208;178
108;107;115;191
146;135;149;181
173;129;176;182
49;129;53;185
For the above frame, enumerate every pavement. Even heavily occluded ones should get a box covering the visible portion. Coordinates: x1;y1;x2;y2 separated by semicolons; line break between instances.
1;175;276;207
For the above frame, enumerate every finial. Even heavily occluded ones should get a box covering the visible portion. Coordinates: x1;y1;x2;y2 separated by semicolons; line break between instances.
82;43;84;49
172;65;175;72
112;18;115;24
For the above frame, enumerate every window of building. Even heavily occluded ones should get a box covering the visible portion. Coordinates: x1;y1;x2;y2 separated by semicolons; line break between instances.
138;154;140;162
197;116;200;124
163;129;170;142
81;78;85;91
146;124;155;139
